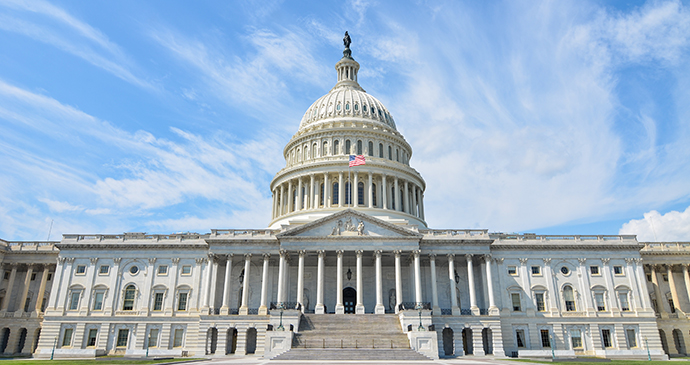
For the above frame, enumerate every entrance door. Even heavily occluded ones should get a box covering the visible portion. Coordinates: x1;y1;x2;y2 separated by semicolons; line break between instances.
343;287;356;314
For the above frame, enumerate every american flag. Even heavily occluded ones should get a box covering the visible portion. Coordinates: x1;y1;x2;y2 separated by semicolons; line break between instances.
349;155;366;167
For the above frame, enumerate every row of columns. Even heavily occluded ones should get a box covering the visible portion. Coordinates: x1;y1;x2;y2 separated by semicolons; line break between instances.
649;263;690;316
0;264;52;314
272;172;425;220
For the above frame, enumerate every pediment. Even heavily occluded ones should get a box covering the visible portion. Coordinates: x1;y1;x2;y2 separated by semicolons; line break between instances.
276;209;422;239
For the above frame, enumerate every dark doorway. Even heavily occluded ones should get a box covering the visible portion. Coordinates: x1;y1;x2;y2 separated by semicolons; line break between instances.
343;287;356;314
442;328;454;356
207;328;217;355
482;328;493;354
226;328;237;355
673;329;686;355
16;328;27;354
462;328;473;355
246;328;257;354
0;328;10;353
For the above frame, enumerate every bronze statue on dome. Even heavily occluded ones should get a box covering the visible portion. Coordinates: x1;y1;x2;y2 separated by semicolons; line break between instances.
343;31;352;58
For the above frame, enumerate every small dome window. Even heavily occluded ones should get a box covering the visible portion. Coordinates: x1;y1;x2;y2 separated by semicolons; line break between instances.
354;104;359;111
345;103;350;111
363;104;367;112
130;265;139;275
336;104;341;111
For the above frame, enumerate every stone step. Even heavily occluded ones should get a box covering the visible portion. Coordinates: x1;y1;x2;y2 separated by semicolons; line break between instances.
272;348;433;361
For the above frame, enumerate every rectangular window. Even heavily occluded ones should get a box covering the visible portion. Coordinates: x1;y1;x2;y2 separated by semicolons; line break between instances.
571;329;582;349
602;329;612;348
62;328;73;347
87;328;98;347
181;265;192;275
99;265;109;274
626;329;637;348
662;273;668;281
647;274;652;282
178;293;188;311
31;273;36;280
508;266;517;275
3;271;9;280
158;265;168;275
117;329;129;347
47;273;52;281
531;266;541;275
619;293;630;311
511;293;521;312
516;329;526;348
590;266;600;275
24;297;31;312
69;291;80;310
75;265;86;274
148;329;159;348
613;265;624;275
669;298;676;313
93;292;104;311
540;329;551;348
651;299;658;312
153;293;164;311
595;293;606;311
173;328;184;347
535;293;545;312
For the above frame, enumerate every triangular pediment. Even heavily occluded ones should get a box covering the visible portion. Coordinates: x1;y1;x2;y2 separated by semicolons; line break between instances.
276;209;422;239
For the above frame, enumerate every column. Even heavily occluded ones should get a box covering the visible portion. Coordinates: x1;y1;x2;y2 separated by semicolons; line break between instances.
1;264;17;311
381;175;388;209
543;258;559;313
284;256;291;302
296;178;303;211
683;265;690;311
448;254;460;315
375;250;384;314
19;265;34;313
208;256;219;310
279;184;285;215
353;171;358;207
394;250;402;313
394;177;400;211
34;266;50;313
287;180;293;213
404;181;409;214
634;259;650;309
356;250;364;314
272;189;277;219
419;191;425;220
412;185;419;217
338;173;344;207
602;258;619;312
48;258;65;311
336;250;344;314
651;265;667;317
221;254;233;315
315;250;325;314
202;256;213;309
413;251;422;305
485;255;497;314
239;254;251;315
578;258;594;314
310;174;315;209
259;254;270;315
429;254;440;314
466;254;478;314
324;173;330;207
368;172;373;208
276;251;286;305
297;251;305;312
667;265;682;314
625;258;642;310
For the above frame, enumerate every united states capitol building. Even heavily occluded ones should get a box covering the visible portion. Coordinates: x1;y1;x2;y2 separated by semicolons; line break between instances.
1;35;688;360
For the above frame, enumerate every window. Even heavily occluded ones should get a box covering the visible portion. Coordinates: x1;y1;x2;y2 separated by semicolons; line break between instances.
516;330;526;348
3;271;9;280
396;148;399;161
312;143;317;159
345;140;351;154
357;140;362;155
560;266;570;275
153;292;164;311
571;329;582;349
47;273;52;281
122;285;135;311
368;141;373;156
511;293;521;311
541;329;551;348
662;273;668;282
181;265;192;275
334;140;340;155
24;297;31;312
158;265;168;275
357;182;364;205
320;183;324;206
117;329;129;347
87;328;98;347
62;328;73;347
345;103;350;111
178;292;188;311
508;266;517;275
535;293;546;312
602;329;612;348
595;293;606;311
173;328;184;347
668;298;676;313
626;329;637;348
613;266;624;275
363;104;367;112
388;146;392;160
590;266;600;275
93;292;104;311
647;274;652;282
148;329;159;348
531;266;541;275
619;292;630;311
322;141;328;156
69;291;80;310
129;266;139;274
31;273;36;280
563;286;576;311
372;183;377;206
75;265;86;274
99;265;109;274
332;182;339;205
379;143;383;158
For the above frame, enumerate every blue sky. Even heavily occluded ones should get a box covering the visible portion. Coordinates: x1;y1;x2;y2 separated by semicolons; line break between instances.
1;0;689;241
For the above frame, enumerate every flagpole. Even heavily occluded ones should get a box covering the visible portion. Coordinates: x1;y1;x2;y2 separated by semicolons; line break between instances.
348;157;351;208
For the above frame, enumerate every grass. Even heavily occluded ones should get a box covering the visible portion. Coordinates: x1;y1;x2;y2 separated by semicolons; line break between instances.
0;358;202;365
509;360;674;365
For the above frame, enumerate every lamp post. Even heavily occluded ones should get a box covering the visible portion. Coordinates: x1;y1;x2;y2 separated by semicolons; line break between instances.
277;302;285;331
416;303;424;331
50;336;57;360
645;336;651;361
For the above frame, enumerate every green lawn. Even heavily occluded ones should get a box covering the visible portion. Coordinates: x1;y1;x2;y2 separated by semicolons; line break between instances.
0;359;202;365
510;360;677;365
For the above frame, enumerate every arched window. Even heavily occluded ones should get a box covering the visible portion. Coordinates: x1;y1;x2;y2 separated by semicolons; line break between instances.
301;187;306;209
358;182;364;205
292;189;297;212
379;143;384;158
388;146;392;160
345;140;351;154
345;182;351;205
368;141;374;156
357;140;363;155
396;149;399;162
297;148;301;162
372;183;377;206
400;189;405;212
322;141;328;156
123;285;136;311
312;143;317;159
563;286;576;311
332;182;339;205
320;183;324;206
304;147;308;161
391;186;396;210
334;140;340;155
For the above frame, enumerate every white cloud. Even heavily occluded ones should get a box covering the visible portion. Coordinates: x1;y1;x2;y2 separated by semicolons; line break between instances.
620;206;690;241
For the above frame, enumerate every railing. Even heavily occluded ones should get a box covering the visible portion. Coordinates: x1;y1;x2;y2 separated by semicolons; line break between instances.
3;241;57;251
440;308;452;315
229;308;239;315
496;234;637;242
211;229;277;237
642;242;690;251
460;309;472;315
398;302;431;311
479;308;489;315
62;233;207;242
419;229;488;237
270;302;302;310
247;308;259;315
295;338;410;349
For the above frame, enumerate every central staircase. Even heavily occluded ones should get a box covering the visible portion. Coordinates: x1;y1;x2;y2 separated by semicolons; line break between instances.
271;314;432;360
